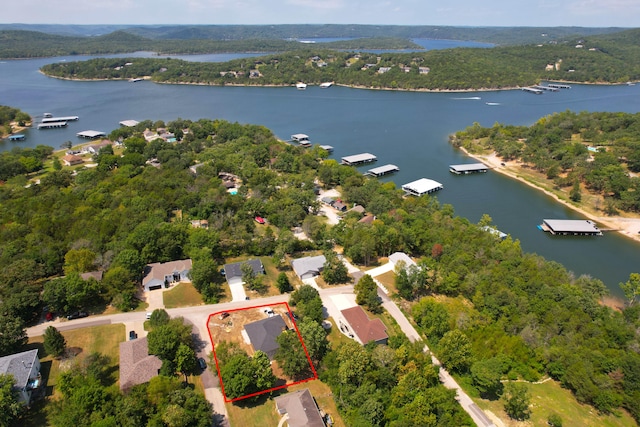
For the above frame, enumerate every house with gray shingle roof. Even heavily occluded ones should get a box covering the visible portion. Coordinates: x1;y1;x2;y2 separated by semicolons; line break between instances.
291;255;326;280
142;259;192;292
0;349;41;405
119;337;162;391
274;388;325;427
244;315;287;359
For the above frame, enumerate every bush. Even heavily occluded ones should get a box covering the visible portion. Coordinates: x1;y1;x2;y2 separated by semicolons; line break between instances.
548;413;563;426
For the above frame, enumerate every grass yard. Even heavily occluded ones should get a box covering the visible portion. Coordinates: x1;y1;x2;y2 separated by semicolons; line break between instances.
474;379;637;427
163;282;204;308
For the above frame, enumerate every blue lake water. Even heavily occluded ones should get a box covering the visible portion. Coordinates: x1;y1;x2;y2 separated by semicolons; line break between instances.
1;46;639;297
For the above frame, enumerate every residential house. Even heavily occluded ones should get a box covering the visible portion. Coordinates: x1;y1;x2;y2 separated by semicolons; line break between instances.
244;315;287;359
223;259;264;286
119;337;162;391
291;255;326;280
389;252;417;271
332;200;347;212
142;259;192;292
274;388;325;427
419;67;431;74
62;154;84;166
82;139;112;154
339;306;388;345
378;67;391;74
80;271;103;281
143;129;160;142
0;349;41;405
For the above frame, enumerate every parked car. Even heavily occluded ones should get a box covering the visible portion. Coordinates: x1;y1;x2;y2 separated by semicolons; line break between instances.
254;216;266;224
285;311;298;322
67;311;88;320
45;312;54;321
219;312;229;320
129;330;137;340
264;308;275;317
197;357;207;370
146;312;153;320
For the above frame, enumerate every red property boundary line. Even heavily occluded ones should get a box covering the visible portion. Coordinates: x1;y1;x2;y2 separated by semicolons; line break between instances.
207;301;318;403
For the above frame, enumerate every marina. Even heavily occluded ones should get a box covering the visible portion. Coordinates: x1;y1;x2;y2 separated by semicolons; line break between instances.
37;121;67;129
341;153;377;166
449;163;488;174
365;164;399;177
539;219;602;236
401;178;443;196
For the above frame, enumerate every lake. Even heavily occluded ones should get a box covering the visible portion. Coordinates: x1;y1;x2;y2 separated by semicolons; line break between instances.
1;43;639;297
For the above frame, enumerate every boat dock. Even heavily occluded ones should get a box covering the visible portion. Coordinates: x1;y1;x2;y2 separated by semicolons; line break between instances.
402;178;443;196
522;87;543;95
449;163;488;174
291;133;311;146
539;219;602;236
341;153;377;166
77;130;107;139
41;116;79;123
319;145;334;153
533;85;560;92
7;134;25;141
547;83;572;89
37;121;68;129
365;164;399;177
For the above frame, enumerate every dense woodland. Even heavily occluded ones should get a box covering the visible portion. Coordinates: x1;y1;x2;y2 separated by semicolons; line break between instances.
0;116;639;425
452;110;640;214
40;28;640;90
0;30;418;59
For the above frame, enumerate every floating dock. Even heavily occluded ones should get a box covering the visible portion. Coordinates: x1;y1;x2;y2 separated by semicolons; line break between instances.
533;85;560;92
539;219;602;236
522;87;543;94
341;153;377;166
37;121;67;129
319;145;334;153
41;116;79;123
291;133;309;143
119;120;139;127
7;134;25;141
402;178;443;196
449;163;488;174
547;83;572;89
77;130;107;139
365;164;399;177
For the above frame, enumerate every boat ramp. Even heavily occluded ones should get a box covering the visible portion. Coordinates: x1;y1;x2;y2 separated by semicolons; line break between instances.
365;164;399;177
341;153;377;166
449;163;488;175
539;219;602;236
402;178;443;196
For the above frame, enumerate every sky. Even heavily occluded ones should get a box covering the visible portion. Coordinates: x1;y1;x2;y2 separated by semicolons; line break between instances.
3;0;640;27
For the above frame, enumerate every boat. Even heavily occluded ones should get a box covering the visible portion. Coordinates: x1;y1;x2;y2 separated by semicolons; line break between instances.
320;82;334;88
129;78;144;83
296;82;307;90
485;102;501;106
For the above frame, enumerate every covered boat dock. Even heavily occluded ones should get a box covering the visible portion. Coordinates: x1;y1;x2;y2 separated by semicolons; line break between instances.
449;163;488;174
365;164;399;177
540;219;602;236
319;145;334;153
41;116;79;123
77;130;107;139
7;134;25;141
37;121;67;129
402;178;443;196
341;153;377;166
291;133;309;142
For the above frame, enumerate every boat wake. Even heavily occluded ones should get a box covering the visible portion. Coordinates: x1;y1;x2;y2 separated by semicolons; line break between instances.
485;102;501;106
452;96;481;100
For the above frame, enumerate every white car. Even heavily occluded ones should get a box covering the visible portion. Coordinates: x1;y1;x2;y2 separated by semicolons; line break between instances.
264;308;275;317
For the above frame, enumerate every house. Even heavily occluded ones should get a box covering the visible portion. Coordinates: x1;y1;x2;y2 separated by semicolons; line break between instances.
377;67;391;74
0;349;41;405
80;271;103;281
62;154;84;166
143;129;160;142
389;252;417;271
419;67;431;75
291;255;326;280
223;259;264;286
332;201;347;212
274;388;325;427
339;306;388;345
82;139;112;154
142;259;192;292
348;205;366;215
244;315;287;359
119;337;162;391
358;214;375;224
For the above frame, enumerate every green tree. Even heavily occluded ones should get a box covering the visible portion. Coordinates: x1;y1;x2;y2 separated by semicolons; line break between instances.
174;343;196;383
63;248;97;274
621;272;640;305
252;350;276;391
44;326;67;358
336;340;371;386
437;329;473;373
0;317;26;357
548;413;563;426
275;330;311;379
503;382;531;420
0;374;21;427
298;317;329;364
412;297;451;342
355;274;381;313
149;309;170;328
147;318;193;364
471;357;505;397
276;272;293;293
321;251;349;284
570;180;582;202
219;353;255;399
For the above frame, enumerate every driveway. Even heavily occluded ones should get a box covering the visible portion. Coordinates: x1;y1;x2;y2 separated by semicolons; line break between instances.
228;281;247;301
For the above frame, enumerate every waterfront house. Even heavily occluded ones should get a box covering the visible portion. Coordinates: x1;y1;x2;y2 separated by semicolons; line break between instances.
62;154;84;166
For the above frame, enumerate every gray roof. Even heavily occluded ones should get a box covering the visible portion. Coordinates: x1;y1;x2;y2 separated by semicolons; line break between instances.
341;153;377;165
291;255;326;278
543;219;601;233
449;163;487;173
119;337;162;390
367;164;399;175
274;388;325;427
402;178;443;195
0;349;39;390
389;252;417;269
224;259;264;281
244;315;287;359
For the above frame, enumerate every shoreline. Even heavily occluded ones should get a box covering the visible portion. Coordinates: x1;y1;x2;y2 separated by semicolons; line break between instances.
458;147;640;246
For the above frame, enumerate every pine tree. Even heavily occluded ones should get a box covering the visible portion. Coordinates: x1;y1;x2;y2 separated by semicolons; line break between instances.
44;326;66;358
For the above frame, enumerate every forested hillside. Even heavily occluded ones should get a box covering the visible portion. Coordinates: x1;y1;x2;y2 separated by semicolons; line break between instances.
41;29;640;90
451;111;640;214
0;114;638;424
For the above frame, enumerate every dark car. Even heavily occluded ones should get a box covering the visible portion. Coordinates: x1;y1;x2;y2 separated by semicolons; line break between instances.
286;311;298;322
67;311;88;320
219;312;229;320
45;312;54;321
197;357;207;370
129;330;137;340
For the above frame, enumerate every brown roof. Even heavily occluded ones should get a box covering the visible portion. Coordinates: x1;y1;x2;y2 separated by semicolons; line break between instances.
274;388;325;427
142;259;192;288
80;271;103;281
62;154;84;165
119;337;162;390
358;214;375;224
341;306;388;345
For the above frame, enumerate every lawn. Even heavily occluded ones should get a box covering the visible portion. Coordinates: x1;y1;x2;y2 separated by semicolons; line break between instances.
473;379;637;427
163;282;204;308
